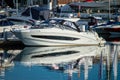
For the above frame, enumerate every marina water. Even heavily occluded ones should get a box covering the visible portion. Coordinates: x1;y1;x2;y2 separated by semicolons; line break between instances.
0;38;120;80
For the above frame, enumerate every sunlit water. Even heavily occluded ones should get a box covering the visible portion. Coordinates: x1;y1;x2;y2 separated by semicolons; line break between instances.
1;35;120;80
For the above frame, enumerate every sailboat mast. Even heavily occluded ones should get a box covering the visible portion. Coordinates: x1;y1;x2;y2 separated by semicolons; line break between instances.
108;0;111;19
16;0;18;16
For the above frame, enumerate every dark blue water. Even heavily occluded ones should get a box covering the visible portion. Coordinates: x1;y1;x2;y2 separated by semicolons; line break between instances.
0;41;120;80
4;61;120;80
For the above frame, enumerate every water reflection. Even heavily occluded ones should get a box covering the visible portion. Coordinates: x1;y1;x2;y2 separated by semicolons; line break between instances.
104;44;120;80
0;44;120;80
15;46;102;80
0;48;22;80
15;46;100;65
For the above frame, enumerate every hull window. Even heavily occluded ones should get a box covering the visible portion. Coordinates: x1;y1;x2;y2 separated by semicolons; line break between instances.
31;35;79;40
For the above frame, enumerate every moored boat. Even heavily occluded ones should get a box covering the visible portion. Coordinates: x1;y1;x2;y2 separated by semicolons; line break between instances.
12;18;105;46
93;20;120;35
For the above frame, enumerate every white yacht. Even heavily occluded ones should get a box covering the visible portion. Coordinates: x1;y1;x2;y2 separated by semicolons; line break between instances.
92;20;120;35
0;18;15;38
0;18;33;40
12;18;105;46
7;5;50;25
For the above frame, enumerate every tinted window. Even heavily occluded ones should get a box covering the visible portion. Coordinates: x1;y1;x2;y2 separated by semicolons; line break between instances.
31;35;79;40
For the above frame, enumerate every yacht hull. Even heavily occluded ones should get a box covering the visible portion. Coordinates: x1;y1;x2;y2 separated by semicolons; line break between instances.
93;25;120;35
13;28;104;46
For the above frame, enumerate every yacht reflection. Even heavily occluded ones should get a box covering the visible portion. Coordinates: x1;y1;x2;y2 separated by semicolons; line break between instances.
15;46;105;80
15;46;103;65
0;48;22;80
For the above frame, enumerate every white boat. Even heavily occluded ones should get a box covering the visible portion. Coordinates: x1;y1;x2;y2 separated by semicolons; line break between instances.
93;21;120;35
12;18;105;46
0;18;32;40
0;18;15;38
7;5;50;25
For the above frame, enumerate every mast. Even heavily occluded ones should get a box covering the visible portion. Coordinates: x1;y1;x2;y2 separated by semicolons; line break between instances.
49;0;53;10
108;0;111;19
16;0;18;15
11;0;18;15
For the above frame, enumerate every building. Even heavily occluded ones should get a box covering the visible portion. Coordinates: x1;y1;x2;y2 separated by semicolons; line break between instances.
3;0;120;11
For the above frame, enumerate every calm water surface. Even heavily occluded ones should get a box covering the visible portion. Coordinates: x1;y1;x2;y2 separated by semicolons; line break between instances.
0;36;120;80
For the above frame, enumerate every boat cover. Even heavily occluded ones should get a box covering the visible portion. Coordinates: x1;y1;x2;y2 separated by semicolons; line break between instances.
21;6;50;20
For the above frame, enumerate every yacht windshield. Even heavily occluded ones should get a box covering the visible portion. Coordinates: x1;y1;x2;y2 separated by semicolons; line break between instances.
31;19;80;32
49;19;79;31
31;21;56;29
